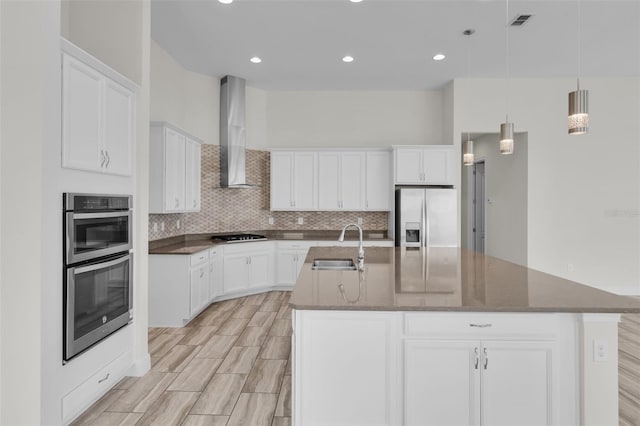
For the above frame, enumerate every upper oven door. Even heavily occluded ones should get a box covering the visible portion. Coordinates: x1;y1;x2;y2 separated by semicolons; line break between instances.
65;210;132;265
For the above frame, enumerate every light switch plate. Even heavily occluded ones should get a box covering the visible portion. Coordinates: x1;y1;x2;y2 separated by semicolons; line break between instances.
297;217;304;225
268;217;274;225
593;339;609;362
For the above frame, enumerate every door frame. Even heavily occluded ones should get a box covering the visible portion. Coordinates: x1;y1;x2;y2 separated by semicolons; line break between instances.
466;158;487;253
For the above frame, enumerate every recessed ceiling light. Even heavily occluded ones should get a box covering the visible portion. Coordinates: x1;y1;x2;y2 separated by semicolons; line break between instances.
218;0;233;4
250;57;262;64
433;54;446;61
342;55;354;63
350;0;363;3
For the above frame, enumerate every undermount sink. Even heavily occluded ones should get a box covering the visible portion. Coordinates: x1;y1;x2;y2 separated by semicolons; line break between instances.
311;258;357;271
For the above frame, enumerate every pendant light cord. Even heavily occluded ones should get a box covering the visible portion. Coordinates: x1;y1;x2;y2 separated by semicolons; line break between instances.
505;0;510;122
577;0;581;90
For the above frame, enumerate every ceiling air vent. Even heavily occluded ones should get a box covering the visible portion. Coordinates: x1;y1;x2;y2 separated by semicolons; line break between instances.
510;14;534;26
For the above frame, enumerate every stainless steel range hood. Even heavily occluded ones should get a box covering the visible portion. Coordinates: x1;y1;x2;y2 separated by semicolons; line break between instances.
220;75;258;188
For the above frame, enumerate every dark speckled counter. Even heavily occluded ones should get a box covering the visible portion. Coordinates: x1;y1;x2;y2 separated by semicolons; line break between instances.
289;246;640;313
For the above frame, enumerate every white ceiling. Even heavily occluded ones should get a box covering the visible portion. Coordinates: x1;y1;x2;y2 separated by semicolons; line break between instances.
151;0;640;90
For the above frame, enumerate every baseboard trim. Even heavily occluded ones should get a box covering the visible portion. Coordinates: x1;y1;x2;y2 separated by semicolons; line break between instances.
127;353;151;377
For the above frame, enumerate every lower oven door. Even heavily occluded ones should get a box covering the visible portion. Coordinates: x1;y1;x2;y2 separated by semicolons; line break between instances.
64;252;133;362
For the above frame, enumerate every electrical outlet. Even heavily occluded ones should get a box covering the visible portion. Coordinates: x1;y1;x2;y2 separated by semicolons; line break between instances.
268;217;274;225
357;217;363;225
297;217;304;225
567;263;574;272
593;340;609;362
161;221;165;231
176;219;181;229
153;222;158;232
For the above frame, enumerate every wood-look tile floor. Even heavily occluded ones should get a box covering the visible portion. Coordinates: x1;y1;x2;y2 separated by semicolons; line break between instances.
72;291;293;426
620;313;640;426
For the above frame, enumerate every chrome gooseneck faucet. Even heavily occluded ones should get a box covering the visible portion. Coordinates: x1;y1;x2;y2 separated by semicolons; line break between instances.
338;223;364;270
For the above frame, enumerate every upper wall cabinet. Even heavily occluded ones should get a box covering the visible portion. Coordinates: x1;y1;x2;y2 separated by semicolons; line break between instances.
318;152;365;211
149;122;203;213
61;48;136;176
365;151;391;211
394;146;455;185
271;151;317;211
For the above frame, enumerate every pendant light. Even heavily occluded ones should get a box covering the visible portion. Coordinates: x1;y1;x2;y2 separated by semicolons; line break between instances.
568;0;589;135
463;29;475;166
499;0;514;155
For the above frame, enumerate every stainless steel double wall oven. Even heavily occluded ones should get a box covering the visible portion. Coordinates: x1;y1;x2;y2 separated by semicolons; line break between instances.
63;193;133;362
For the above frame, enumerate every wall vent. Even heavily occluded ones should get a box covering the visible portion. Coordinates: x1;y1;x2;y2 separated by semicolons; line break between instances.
510;14;534;26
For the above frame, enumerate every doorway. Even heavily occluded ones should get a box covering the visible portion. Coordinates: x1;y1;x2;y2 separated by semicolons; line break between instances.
473;161;486;253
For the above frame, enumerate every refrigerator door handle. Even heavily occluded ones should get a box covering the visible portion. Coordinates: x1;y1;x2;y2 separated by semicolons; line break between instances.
421;191;427;247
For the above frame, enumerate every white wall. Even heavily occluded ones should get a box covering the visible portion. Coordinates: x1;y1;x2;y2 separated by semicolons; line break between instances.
266;90;444;148
150;40;219;144
246;86;268;149
462;133;528;266
454;78;640;295
0;1;48;423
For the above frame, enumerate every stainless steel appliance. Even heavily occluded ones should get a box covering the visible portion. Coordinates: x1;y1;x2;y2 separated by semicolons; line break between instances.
63;193;133;362
395;186;457;247
213;233;267;243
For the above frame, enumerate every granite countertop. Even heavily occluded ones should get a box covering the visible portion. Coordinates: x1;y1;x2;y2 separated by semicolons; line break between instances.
289;246;640;313
148;230;392;255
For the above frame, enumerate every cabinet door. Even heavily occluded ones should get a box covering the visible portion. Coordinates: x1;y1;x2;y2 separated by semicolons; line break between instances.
208;250;222;301
62;54;102;172
481;341;553;426
422;146;454;185
189;264;208;317
293;152;317;210
164;128;186;212
222;254;249;294
185;138;201;211
276;251;298;286
271;152;294;210
318;152;341;210
340;152;365;210
248;251;273;289
395;148;423;183
404;340;480;426
365;151;391;211
103;79;134;176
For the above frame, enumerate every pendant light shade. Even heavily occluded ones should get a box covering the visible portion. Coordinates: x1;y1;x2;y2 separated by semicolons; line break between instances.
463;140;474;166
499;122;514;154
568;86;589;135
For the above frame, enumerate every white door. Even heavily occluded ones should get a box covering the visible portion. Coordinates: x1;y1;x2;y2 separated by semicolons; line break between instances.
271;152;294;210
318;152;341;209
473;161;486;253
395;148;423;183
404;340;480;426
62;54;103;172
164;128;186;212
340;152;365;210
365;151;391;210
185;138;201;211
481;341;554;426
293;152;317;210
422;147;453;185
222;254;249;294
103;79;134;176
248;252;273;289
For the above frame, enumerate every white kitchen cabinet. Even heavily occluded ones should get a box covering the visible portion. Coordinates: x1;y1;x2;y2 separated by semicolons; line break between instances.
222;242;274;296
394;145;455;185
318;152;365;210
271;151;317;210
275;242;311;287
293;310;401;426
365;150;391;211
62;52;135;176
149;122;203;213
189;258;210;317
208;248;223;301
404;339;553;426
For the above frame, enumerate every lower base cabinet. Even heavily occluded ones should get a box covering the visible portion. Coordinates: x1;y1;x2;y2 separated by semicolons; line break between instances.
293;310;578;426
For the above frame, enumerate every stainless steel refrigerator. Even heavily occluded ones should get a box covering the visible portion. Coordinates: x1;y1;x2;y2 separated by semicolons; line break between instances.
395;186;457;247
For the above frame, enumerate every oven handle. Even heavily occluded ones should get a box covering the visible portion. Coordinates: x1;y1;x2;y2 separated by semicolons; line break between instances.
73;253;131;275
71;211;131;220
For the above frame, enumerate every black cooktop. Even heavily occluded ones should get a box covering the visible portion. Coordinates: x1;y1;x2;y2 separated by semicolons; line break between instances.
213;233;267;243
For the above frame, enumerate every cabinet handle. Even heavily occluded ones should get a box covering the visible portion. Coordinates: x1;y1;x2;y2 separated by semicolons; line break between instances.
474;347;479;370
469;323;492;328
193;200;196;208
483;348;488;370
98;373;110;384
105;151;110;168
249;257;252;265
100;150;106;167
200;270;204;278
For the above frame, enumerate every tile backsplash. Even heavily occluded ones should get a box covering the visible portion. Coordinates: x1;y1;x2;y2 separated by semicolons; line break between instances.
148;145;388;241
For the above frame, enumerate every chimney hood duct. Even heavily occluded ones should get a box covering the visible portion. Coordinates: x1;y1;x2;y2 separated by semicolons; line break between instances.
220;75;257;188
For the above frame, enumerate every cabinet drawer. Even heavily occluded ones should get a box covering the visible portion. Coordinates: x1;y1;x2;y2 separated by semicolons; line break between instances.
222;240;274;255
277;241;313;250
190;250;209;266
62;351;131;422
404;313;560;339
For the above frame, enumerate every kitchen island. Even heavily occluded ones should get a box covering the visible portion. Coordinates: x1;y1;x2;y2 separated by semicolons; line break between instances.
290;246;640;426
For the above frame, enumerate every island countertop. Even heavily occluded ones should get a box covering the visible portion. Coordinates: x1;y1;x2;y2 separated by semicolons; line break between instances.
289;246;640;313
